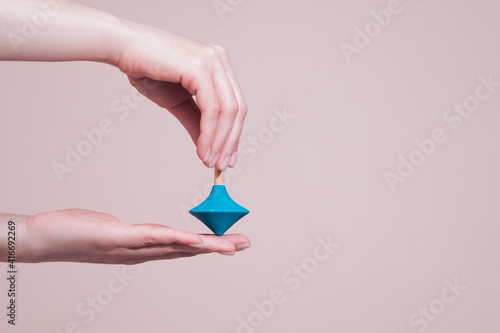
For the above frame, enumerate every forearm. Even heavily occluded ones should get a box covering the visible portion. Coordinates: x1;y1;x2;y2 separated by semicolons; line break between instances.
0;0;128;65
0;213;31;263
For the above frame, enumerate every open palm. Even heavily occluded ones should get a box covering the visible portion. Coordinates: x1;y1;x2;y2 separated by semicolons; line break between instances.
20;209;250;264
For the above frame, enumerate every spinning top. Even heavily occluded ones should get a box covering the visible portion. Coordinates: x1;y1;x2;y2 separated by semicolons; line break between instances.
189;169;249;236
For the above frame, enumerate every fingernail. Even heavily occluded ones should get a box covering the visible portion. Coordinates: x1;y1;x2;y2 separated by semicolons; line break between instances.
236;243;251;251
219;156;231;171
209;153;219;168
219;251;235;256
203;147;212;163
229;151;238;168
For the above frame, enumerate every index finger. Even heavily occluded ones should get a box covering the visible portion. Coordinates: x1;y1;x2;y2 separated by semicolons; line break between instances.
120;224;204;248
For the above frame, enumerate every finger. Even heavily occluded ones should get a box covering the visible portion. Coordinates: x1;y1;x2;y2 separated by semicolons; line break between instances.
119;224;203;248
115;241;240;264
213;46;248;170
128;77;192;109
119;243;204;259
167;98;201;144
117;236;244;260
206;61;239;170
129;253;200;264
128;77;201;144
229;150;238;168
124;250;232;264
218;109;245;169
200;233;251;251
124;233;245;255
191;74;220;166
198;234;237;254
214;234;251;251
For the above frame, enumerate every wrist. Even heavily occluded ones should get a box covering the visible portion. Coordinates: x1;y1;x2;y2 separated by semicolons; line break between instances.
107;18;146;70
92;13;134;67
61;3;136;66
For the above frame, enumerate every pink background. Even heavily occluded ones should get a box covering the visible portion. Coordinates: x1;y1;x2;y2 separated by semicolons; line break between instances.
1;0;500;332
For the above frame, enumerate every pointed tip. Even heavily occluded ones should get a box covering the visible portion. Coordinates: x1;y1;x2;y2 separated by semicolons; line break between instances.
212;229;226;237
203;220;230;236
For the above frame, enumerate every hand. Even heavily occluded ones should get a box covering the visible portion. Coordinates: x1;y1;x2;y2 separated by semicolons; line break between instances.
18;209;251;264
116;22;247;171
0;2;247;171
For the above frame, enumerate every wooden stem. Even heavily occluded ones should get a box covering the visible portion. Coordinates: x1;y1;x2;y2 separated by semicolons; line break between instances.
214;168;225;185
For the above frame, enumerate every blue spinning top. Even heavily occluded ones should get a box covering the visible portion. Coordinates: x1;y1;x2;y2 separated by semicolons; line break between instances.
189;169;249;236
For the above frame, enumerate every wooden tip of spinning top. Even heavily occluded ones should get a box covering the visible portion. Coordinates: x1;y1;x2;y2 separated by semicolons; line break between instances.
214;168;225;185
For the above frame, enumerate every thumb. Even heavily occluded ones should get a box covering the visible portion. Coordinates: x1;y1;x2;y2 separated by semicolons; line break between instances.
128;77;201;145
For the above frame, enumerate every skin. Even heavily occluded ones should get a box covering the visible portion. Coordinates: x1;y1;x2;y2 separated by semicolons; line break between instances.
1;211;251;264
0;1;250;263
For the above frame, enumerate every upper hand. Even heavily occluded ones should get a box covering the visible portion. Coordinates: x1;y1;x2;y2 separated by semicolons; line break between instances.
115;23;247;171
